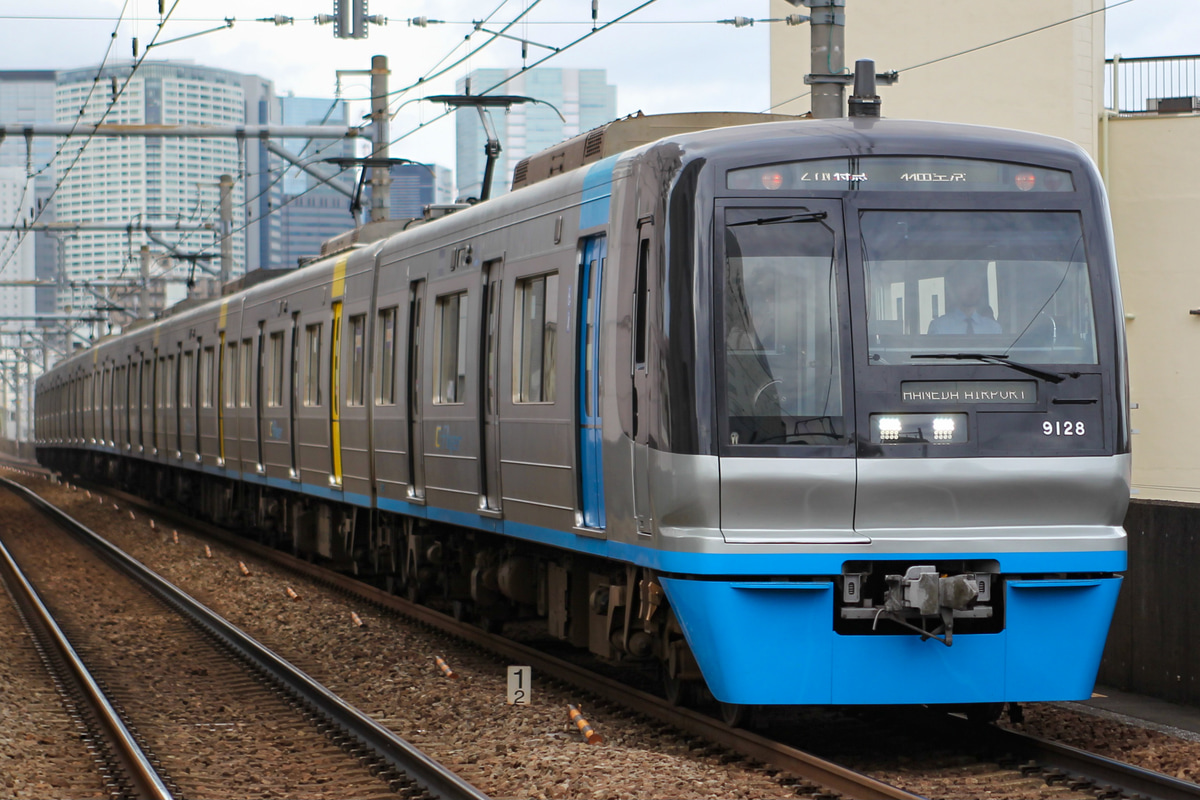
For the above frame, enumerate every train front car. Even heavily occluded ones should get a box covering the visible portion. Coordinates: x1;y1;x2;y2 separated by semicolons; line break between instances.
641;119;1128;709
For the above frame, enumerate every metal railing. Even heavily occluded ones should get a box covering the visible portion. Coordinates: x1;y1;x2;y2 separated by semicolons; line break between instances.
1106;54;1200;115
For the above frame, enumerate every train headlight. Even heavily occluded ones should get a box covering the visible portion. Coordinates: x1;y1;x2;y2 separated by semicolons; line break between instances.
870;413;968;445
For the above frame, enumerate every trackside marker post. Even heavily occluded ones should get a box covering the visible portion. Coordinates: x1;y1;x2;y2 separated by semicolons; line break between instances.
568;705;603;744
435;656;456;679
507;666;531;705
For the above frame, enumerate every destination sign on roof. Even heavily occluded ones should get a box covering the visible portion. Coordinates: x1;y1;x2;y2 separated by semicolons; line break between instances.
726;157;1074;193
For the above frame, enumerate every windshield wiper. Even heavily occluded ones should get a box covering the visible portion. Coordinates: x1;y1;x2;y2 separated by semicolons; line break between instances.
910;353;1075;384
728;211;827;227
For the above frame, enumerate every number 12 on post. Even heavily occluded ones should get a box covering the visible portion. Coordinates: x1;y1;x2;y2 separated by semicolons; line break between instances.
507;666;532;705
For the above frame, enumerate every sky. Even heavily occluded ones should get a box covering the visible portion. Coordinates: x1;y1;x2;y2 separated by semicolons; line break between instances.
0;0;1196;182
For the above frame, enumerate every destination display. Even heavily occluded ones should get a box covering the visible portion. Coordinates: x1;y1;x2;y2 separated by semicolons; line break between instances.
727;157;1075;193
900;380;1037;404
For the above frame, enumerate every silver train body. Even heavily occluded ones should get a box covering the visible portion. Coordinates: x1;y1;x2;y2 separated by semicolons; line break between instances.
36;117;1130;708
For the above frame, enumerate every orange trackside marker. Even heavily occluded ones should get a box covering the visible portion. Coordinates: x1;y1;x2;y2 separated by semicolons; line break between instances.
286;587;300;601
85;490;91;498
172;530;179;544
568;705;603;745
112;503;119;511
129;510;136;520
149;520;156;530
204;544;213;558
435;656;456;679
238;561;251;576
350;612;365;627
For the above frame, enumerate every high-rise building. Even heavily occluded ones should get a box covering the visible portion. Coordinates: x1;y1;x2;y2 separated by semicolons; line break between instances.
278;95;355;195
0;168;36;324
0;71;58;316
53;61;282;318
455;69;616;199
388;162;454;219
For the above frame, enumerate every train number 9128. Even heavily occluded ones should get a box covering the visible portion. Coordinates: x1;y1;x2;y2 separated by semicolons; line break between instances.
1044;420;1086;436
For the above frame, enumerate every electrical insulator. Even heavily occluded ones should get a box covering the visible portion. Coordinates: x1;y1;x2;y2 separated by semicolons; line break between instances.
718;16;755;27
785;14;811;25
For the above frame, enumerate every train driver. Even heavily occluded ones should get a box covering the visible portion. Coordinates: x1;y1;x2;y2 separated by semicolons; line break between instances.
928;263;1001;335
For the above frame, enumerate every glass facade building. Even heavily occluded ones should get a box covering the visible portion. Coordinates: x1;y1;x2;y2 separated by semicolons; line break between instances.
455;68;616;199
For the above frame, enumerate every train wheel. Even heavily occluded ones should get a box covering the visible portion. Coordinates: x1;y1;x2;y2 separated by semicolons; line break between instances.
718;701;750;728
965;702;1004;724
662;670;701;708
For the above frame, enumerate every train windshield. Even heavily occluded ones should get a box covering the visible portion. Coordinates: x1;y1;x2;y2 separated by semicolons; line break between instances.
722;207;845;446
862;210;1098;366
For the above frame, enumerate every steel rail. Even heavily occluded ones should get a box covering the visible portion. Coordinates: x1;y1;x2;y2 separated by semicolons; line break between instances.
93;483;923;800
0;525;173;800
933;713;1200;800
2;477;489;800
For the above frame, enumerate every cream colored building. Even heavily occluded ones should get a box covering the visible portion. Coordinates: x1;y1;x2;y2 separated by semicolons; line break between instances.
770;0;1197;503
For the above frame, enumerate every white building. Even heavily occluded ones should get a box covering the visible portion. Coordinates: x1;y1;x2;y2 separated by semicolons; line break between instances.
54;61;280;321
0;167;37;322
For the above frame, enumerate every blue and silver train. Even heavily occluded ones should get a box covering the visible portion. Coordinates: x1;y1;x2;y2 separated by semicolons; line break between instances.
35;113;1129;716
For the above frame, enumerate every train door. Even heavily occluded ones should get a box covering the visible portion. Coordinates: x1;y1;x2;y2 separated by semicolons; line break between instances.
631;222;654;534
578;235;607;529
329;299;344;486
255;322;265;471
217;331;226;466
175;345;183;458
288;312;300;480
479;259;503;512
406;279;426;500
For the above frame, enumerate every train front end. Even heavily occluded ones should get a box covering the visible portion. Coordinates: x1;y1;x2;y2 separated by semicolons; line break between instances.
654;120;1128;706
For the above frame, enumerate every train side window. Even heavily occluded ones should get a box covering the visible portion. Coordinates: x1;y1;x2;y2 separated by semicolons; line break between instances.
267;332;284;407
200;347;215;408
433;291;468;404
348;314;366;406
181;352;193;408
304;323;323;406
240;338;253;407
376;306;397;405
513;273;558;403
225;341;239;409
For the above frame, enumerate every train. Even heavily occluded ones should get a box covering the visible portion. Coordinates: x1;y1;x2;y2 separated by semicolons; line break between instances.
34;111;1130;720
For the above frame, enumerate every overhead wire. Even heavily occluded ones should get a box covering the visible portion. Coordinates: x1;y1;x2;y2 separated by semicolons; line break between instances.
0;0;186;279
0;0;132;270
191;0;663;265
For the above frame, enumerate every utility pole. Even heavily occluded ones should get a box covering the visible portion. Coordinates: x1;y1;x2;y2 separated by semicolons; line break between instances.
140;245;152;319
806;0;846;119
219;174;234;285
369;55;391;223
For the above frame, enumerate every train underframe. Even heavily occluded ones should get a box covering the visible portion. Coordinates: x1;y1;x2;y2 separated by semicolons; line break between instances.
41;447;703;701
40;446;1123;722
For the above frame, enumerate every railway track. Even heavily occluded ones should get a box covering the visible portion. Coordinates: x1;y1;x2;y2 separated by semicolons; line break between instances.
0;530;170;799
21;467;1200;800
0;474;488;800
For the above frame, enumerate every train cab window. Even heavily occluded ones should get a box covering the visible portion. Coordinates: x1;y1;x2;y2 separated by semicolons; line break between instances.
348;314;366;406
861;211;1098;365
376;307;397;405
267;332;285;407
200;347;215;408
240;338;253;407
181;352;193;408
722;208;845;446
433;291;468;404
513;274;559;403
304;323;322;406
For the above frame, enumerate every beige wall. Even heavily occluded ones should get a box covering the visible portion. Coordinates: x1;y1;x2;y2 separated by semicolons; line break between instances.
1107;115;1200;502
769;0;1106;157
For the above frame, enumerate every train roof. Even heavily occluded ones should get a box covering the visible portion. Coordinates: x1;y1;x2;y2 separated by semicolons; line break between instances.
630;117;1095;170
